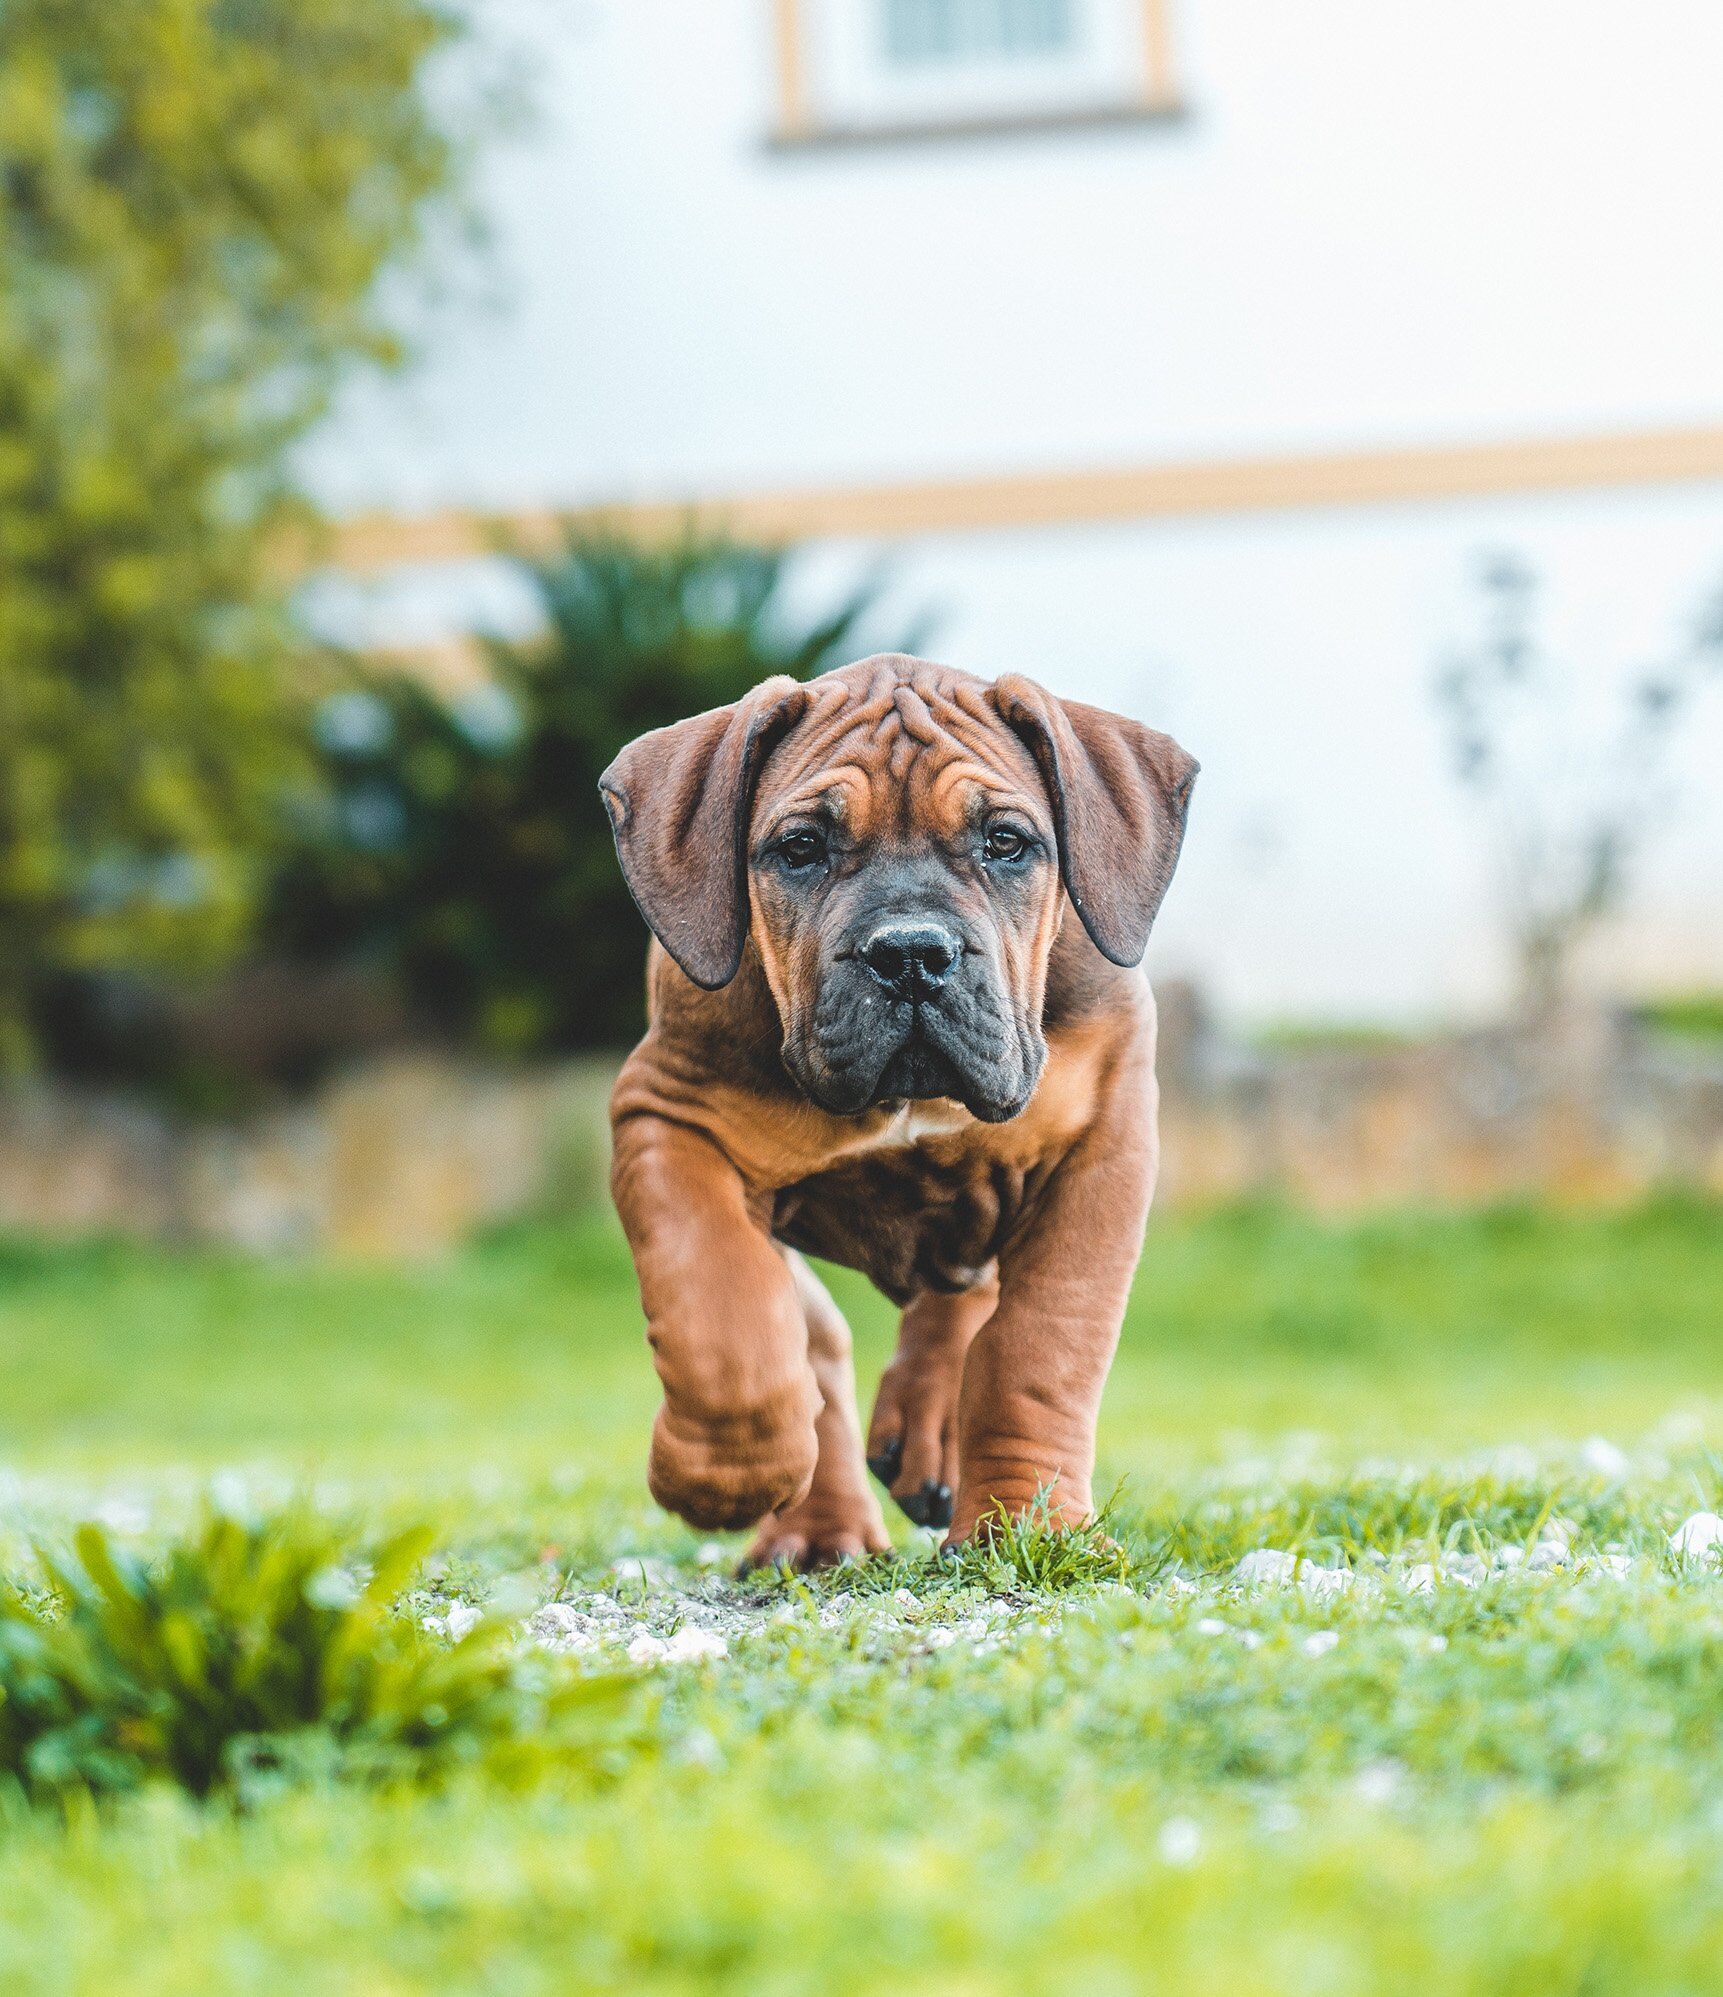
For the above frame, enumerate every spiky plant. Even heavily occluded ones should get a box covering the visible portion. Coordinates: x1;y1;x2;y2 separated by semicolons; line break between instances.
0;1507;628;1802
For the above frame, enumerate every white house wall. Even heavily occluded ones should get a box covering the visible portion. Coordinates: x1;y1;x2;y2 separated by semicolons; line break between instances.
303;0;1723;1020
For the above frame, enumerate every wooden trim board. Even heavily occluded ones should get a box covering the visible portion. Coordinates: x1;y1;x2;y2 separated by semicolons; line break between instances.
319;426;1723;576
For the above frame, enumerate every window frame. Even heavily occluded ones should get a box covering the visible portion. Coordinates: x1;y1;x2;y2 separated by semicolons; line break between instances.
768;0;1183;149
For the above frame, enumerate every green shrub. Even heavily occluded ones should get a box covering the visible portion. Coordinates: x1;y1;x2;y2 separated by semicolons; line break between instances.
0;1507;628;1803
0;0;474;1070
267;529;924;1055
1639;992;1723;1043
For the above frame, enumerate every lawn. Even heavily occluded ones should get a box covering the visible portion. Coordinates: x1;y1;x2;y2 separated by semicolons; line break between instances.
4;1198;1723;1995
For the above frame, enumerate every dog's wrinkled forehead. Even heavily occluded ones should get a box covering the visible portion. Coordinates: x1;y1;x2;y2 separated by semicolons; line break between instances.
755;657;1046;837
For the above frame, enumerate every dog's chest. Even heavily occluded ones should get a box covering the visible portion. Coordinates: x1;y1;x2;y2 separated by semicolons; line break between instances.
846;1099;973;1152
770;1131;1044;1305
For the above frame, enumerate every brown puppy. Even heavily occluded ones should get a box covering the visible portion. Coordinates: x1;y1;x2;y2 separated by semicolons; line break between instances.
601;654;1196;1564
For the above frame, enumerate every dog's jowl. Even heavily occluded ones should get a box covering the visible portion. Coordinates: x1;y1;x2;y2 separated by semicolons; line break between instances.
600;654;1196;1566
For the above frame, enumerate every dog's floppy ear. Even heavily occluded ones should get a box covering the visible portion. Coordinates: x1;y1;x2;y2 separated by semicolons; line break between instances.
993;675;1198;968
599;675;810;989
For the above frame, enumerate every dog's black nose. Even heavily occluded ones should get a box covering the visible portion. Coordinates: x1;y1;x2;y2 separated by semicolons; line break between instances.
860;922;959;1000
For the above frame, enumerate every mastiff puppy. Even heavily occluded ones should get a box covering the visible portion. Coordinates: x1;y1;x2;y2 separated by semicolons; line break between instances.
601;653;1196;1564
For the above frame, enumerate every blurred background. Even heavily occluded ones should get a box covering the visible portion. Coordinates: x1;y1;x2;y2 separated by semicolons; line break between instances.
7;23;1723;1983
2;0;1720;1257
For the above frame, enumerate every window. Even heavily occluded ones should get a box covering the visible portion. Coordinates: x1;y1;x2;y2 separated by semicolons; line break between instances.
881;0;1077;67
772;0;1179;145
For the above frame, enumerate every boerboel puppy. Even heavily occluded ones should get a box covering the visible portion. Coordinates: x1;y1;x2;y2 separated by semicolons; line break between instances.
601;654;1196;1566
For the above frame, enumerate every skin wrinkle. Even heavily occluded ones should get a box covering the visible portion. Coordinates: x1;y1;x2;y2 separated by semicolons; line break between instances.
756;743;1047;1118
602;654;1194;1561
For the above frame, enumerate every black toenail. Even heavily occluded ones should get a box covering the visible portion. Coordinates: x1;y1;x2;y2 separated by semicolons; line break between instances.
899;1477;952;1529
867;1440;902;1487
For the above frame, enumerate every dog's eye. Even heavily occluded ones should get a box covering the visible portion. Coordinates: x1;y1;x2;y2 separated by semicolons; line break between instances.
774;830;826;871
983;824;1031;863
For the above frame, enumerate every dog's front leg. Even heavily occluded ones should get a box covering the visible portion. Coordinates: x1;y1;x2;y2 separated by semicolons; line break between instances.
611;1115;820;1531
866;1278;998;1530
948;1045;1158;1545
744;1252;891;1569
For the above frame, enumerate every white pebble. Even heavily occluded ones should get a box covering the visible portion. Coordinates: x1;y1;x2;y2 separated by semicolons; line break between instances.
1580;1438;1630;1478
1235;1549;1297;1586
444;1600;481;1641
208;1472;253;1520
664;1626;728;1663
1302;1630;1340;1657
1195;1617;1228;1637
1157;1817;1203;1866
1354;1760;1404;1805
525;1603;595;1652
1671;1512;1723;1560
677;1728;722;1768
1403;1559;1479;1592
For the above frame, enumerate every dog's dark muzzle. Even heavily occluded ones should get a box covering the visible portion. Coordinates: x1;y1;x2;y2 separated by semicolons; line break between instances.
791;915;1036;1123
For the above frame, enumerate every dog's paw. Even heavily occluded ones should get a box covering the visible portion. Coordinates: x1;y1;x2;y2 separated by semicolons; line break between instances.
866;1354;961;1530
648;1390;820;1532
740;1492;891;1572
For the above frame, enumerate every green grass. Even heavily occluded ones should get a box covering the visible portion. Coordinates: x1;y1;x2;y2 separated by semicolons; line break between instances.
1249;1019;1423;1055
7;1197;1720;1480
4;1198;1723;1994
1640;990;1723;1043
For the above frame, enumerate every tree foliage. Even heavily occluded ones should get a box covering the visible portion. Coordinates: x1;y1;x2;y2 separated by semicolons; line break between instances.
268;531;920;1056
0;0;469;1067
